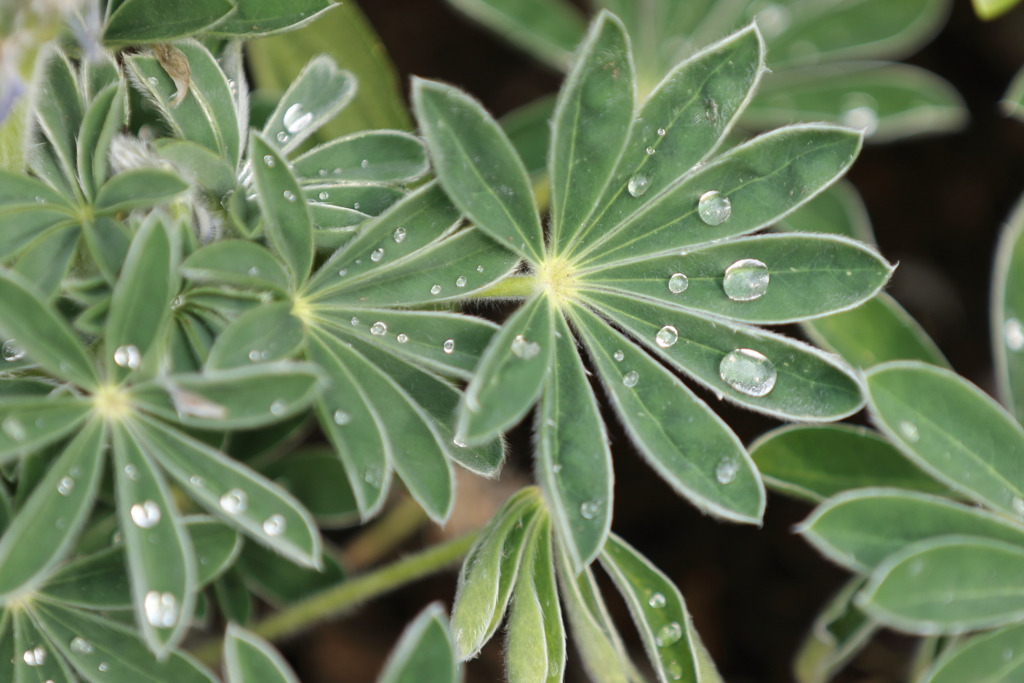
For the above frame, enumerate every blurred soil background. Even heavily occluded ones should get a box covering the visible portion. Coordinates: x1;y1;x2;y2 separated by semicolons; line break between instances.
275;1;1024;681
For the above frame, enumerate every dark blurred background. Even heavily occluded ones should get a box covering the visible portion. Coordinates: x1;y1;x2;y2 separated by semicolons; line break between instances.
280;1;1024;681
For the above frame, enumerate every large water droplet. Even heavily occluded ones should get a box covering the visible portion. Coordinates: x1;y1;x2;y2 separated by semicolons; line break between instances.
430;284;442;295
144;591;178;628
510;335;541;360
2;416;26;442
333;410;350;425
715;457;739;484
114;344;142;369
370;248;384;262
899;420;920;443
58;476;75;496
1006;319;1024;351
23;646;46;666
656;325;678;348
668;273;689;294
697;190;731;225
263;514;286;536
263;155;275;167
370;321;388;336
723;259;769;302
70;637;93;655
622;371;639;387
613;350;625;362
2;339;25;361
282;103;313;134
130;501;161;528
656;622;683;647
220;489;248;514
443;339;455;354
456;276;467;287
580;500;601;519
719;349;776;397
627;174;651;197
648;592;667;608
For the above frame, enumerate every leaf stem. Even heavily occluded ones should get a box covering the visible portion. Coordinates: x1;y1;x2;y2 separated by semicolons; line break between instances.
191;531;478;666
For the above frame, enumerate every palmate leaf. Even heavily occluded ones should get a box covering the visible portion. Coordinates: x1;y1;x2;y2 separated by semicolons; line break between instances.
417;15;881;573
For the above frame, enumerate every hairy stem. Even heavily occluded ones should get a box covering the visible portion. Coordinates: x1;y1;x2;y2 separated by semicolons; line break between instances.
192;531;478;665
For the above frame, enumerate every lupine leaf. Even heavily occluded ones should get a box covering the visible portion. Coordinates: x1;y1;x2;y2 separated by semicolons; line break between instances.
259;449;359;528
865;361;1024;517
777;180;874;243
77;82;127;200
156;140;237;198
14;224;82;300
536;314;612;573
103;0;234;43
94;169;189;215
856;535;1024;634
14;609;77;683
993;192;1024;423
33;49;82;186
130;414;322;568
0;398;92;465
573;303;763;523
205;303;305;370
112;422;195;656
210;0;335;37
1003;65;1024;122
82;216;132;283
261;56;355;155
921;621;1024;682
532;517;565;683
0;170;72;209
293;131;429;184
214;568;253;625
187;516;243;587
0;209;77;262
797;488;1024;573
501;96;556;177
0;419;104;600
180;241;292;295
793;577;877;683
750;425;948;503
377;603;461;683
413;78;544;263
505;516;550;683
224;623;300;683
236;541;345;606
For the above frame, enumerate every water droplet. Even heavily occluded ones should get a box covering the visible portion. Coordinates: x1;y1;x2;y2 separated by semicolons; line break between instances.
442;339;456;355
247;266;260;277
220;489;248;514
667;273;689;294
842;106;878;137
666;660;683;680
353;202;360;210
753;3;790;38
719;349;777;397
171;296;185;310
270;400;287;415
318;191;329;201
130;501;161;528
2;339;24;361
393;227;407;243
715;457;739;484
248;350;262;362
350;317;359;326
338;269;347;277
370;321;388;336
430;284;442;295
2;416;25;442
1006;319;1024;351
645;146;656;155
70;637;93;655
627;174;651;197
144;591;178;628
613;350;625;362
190;475;204;488
263;155;275;167
655;325;678;348
366;248;383;263
1014;497;1024;515
283;190;296;202
476;265;484;273
283;103;313;133
58;476;75;496
98;662;109;672
364;464;383;488
648;592;667;608
622;371;639;387
114;344;142;369
453;436;467;448
1005;647;1015;662
580;500;600;519
360;159;370;169
656;622;683;647
35;195;46;204
657;128;667;136
147;76;159;86
698;190;732;225
396;334;409;344
333;410;350;425
723;259;769;301
552;463;563;473
263;514;286;536
899;420;920;442
124;464;139;481
23;646;46;666
510;335;541;360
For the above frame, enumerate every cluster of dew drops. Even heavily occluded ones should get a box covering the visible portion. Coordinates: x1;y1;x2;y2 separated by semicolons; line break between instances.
645;589;688;680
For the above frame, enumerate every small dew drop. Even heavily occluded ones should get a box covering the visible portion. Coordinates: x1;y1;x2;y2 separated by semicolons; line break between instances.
144;591;178;628
147;76;159;86
370;321;388;336
668;273;689;294
723;259;770;301
350;317;359;326
2;416;26;442
124;464;139;481
453;436;467;448
1006;319;1024;351
276;131;290;143
248;350;262;362
263;155;276;167
1014;497;1024;515
114;344;142;369
698;190;732;226
899;420;920;443
443;339;456;354
70;637;94;655
456;276;467;287
645;146;656;155
393;227;407;243
318;191;329;201
719;349;776;397
247;266;260;277
2;339;25;361
580;500;600;519
23;646;46;666
338;269;348;277
270;400;287;415
613;350;625;362
333;410;350;425
430;284;442;295
656;622;683;647
190;476;204;488
263;514;286;536
648;592;667;609
397;334;409;344
476;265;484;273
220;489;248;514
657;128;667;136
1005;648;1015;662
58;476;75;496
655;325;678;348
622;371;639;387
360;159;369;169
98;662;109;672
130;501;162;528
627;174;651;197
552;464;563;473
283;103;313;133
364;465;383;488
283;190;296;202
510;335;541;360
715;457;739;484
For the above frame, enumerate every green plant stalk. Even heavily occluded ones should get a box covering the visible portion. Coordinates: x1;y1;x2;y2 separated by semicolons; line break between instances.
339;496;429;572
192;531;479;666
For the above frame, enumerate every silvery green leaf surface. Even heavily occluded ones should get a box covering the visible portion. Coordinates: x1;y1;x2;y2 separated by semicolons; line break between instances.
214;568;253;625
856;535;1024;634
377;603;461;683
793;577;877;683
224;622;300;683
0;398;91;465
38;547;131;610
259;449;358;529
865;361;1024;516
261;56;355;155
77;82;127;200
776;180;874;244
293;130;429;185
993;191;1024;423
236;540;344;606
155;140;237;198
14;609;77;683
103;0;233;43
32;49;83;189
209;0;335;37
205;303;305;370
93;169;189;216
13;224;81;301
180;241;292;295
920;621;1024;682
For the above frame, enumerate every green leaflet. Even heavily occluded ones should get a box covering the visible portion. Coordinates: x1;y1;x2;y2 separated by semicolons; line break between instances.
572;303;763;524
261;55;356;156
259;449;359;528
236;541;345;606
187;516;243;587
77;82;127;200
292;131;429;184
750;425;948;503
0;399;92;465
181;241;292;295
14;225;81;301
0;209;77;262
921;621;1024;682
155;140;237;198
205;303;305;370
857;535;1024;634
214;568;253;625
797;488;1024;573
0;420;104;600
14;609;77;683
993;191;1024;423
93;169;189;216
1004;65;1024;122
33;49;83;188
103;0;233;43
224;623;300;683
865;361;1024;516
112;423;196;655
412;78;544;263
777;180;875;243
793;577;877;683
209;0;335;37
377;603;461;683
452;487;542;659
38;547;131;610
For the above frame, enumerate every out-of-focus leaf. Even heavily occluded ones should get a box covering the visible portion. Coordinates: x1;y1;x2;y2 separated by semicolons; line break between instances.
210;0;334;37
921;620;1024;682
501;96;555;177
236;540;344;606
205;303;305;370
1003;65;1024;122
224;622;301;683
794;577;877;683
261;56;355;155
293;131;428;184
14;610;77;683
187;516;243;587
776;180;874;244
0;398;92;465
260;449;359;528
377;603;460;683
33;49;82;184
993;191;1024;423
104;0;234;43
214;567;253;625
77;82;127;200
181;241;291;294
94;169;189;215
